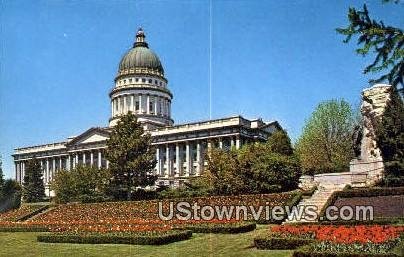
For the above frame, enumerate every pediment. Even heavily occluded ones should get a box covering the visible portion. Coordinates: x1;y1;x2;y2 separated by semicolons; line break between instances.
67;127;110;146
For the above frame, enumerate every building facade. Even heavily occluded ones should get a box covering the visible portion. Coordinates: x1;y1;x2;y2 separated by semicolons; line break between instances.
13;28;281;195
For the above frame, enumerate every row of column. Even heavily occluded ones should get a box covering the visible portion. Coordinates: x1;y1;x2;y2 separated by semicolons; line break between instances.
15;149;108;185
155;135;241;178
112;94;170;117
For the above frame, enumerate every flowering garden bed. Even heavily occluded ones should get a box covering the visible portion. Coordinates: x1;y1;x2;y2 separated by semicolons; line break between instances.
0;204;50;222
254;225;404;256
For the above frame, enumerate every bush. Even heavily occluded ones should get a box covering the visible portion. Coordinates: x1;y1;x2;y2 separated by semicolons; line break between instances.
37;230;192;245
180;222;256;234
0;225;49;232
319;187;404;221
254;236;315;250
293;241;400;257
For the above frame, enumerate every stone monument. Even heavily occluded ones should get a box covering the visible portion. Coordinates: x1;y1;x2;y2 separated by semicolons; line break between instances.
350;84;393;186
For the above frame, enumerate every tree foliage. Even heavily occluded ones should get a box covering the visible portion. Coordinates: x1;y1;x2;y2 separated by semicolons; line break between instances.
337;3;403;92
266;130;294;156
197;130;300;196
203;148;245;196
105;113;157;200
296;99;356;174
51;166;110;203
22;159;45;202
237;143;301;194
376;88;404;186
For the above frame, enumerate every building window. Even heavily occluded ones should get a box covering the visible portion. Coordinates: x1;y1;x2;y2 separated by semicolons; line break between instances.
148;79;152;84
155;80;158;85
142;78;146;83
129;78;132;83
135;78;139;82
135;101;139;111
149;101;154;113
123;79;126;84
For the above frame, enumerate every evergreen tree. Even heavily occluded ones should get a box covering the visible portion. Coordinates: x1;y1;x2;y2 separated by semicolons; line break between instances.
376;89;404;186
106;113;157;200
22;159;45;202
337;2;403;93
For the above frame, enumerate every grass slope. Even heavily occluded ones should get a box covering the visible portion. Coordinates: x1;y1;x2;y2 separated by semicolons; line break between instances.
0;226;292;257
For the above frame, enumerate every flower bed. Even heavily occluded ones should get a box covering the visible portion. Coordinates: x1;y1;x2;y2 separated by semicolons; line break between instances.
28;191;297;225
271;225;404;244
37;230;193;245
0;204;49;222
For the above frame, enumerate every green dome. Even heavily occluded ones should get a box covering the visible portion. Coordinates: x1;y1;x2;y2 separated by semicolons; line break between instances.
118;28;164;74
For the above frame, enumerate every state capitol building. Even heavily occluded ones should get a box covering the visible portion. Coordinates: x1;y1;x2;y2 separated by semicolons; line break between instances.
13;28;282;195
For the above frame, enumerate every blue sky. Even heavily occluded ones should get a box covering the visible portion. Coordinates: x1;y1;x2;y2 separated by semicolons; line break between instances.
0;0;402;178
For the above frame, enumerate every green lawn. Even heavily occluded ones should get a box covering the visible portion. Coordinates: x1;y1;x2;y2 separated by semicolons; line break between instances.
0;226;293;257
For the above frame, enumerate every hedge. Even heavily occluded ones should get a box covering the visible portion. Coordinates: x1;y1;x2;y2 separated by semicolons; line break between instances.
254;236;315;250
0;226;49;232
319;187;404;221
180;222;256;234
292;251;398;257
37;230;192;245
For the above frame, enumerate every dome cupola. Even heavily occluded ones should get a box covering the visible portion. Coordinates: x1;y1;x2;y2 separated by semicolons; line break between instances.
109;28;173;129
117;28;164;77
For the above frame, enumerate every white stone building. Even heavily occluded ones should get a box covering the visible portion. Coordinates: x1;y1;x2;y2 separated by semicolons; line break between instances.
12;28;282;195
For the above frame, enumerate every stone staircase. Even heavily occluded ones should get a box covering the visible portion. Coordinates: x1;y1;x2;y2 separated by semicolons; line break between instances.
285;184;346;223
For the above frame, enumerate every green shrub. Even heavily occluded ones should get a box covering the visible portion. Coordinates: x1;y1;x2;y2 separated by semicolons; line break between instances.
319;187;404;221
179;222;256;234
0;226;49;232
293;240;401;257
37;230;192;245
254;236;315;250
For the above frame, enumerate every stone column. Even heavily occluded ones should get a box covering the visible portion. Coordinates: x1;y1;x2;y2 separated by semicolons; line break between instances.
156;147;160;175
90;151;94;167
230;137;235;148
219;137;223;149
15;162;18;183
83;152;86;166
98;150;102;168
186;142;191;176
59;157;62;171
67;155;71;170
139;94;143;113
106;160;109;169
131;95;135;112
123;95;127;114
146;95;150;114
46;159;49;183
111;99;114;116
175;144;181;176
236;136;241;149
196;141;202;176
154;97;158;115
52;158;56;179
166;145;171;177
